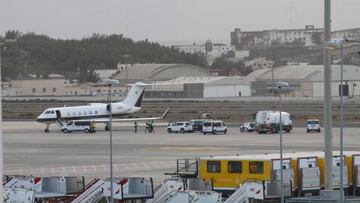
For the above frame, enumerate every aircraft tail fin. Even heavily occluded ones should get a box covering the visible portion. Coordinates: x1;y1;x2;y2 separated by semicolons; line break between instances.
122;82;145;107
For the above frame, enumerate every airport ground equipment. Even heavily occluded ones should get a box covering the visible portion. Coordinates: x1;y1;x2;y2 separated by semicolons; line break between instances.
147;177;185;203
70;177;154;203
255;110;293;134
156;190;221;203
147;177;220;203
3;188;35;203
3;176;85;201
199;153;296;196
224;180;293;203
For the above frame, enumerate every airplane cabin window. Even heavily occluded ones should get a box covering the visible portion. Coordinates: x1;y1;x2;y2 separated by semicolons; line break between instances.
94;110;98;114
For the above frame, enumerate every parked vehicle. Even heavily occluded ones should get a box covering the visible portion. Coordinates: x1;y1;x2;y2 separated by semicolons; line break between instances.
202;120;227;134
306;119;321;133
190;119;206;132
240;122;256;132
61;120;95;133
255;111;293;134
167;122;193;133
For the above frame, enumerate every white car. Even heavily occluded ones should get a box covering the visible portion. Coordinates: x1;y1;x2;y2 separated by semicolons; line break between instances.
167;122;193;133
61;120;95;133
202;120;227;134
306;119;321;133
240;122;256;132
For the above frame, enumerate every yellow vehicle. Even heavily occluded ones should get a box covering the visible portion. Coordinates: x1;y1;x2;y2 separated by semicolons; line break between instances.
195;151;360;196
199;153;294;195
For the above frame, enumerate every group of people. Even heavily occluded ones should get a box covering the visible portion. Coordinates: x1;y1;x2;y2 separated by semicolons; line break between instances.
133;121;155;133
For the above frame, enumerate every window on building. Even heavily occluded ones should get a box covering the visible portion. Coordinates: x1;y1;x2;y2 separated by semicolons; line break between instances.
207;161;221;173
228;161;242;173
249;161;264;174
42;88;46;93
52;88;56;92
32;88;36;93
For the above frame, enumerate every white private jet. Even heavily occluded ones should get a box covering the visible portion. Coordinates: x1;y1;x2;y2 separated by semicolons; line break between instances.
36;82;169;132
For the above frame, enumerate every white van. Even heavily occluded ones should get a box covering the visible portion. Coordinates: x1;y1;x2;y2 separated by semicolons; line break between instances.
61;120;95;133
202;120;227;134
306;119;321;133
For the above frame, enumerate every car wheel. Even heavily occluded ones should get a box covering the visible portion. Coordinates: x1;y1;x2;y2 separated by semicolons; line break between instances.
203;132;206;135
180;128;185;133
84;128;89;133
63;129;68;133
167;128;172;133
240;128;244;132
318;128;321;133
307;129;310;133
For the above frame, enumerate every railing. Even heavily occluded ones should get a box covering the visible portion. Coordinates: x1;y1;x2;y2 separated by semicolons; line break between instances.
68;178;104;203
176;159;198;176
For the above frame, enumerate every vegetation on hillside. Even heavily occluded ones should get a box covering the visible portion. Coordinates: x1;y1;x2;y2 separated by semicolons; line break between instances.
1;31;208;82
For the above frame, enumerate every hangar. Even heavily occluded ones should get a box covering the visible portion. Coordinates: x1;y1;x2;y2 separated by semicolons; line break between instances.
253;64;360;97
112;63;211;84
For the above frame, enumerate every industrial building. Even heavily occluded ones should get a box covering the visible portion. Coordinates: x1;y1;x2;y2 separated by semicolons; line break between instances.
112;63;211;84
253;64;360;97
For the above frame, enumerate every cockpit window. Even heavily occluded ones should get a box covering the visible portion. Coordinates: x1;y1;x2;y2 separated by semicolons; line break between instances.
45;111;51;114
50;111;54;114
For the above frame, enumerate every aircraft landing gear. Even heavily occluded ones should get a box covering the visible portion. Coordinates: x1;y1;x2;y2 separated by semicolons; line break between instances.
44;123;50;133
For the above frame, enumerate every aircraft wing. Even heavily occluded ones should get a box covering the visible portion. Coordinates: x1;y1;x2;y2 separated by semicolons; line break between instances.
91;108;170;123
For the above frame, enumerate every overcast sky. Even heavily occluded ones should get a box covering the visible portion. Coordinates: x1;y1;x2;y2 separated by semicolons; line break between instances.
1;0;359;44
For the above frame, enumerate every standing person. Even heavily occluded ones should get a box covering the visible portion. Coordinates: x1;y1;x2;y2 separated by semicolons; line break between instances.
134;121;138;133
150;120;155;133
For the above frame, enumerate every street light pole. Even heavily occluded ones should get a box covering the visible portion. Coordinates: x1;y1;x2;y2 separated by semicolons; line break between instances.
340;43;344;203
0;42;3;197
277;81;288;203
107;79;119;203
109;83;114;203
279;86;284;203
324;0;333;190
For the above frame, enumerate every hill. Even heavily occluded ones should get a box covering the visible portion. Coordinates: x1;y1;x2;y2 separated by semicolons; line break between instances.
1;31;208;82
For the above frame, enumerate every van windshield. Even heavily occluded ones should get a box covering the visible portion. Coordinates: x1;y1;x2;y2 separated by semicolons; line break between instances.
307;120;319;124
213;122;221;127
203;122;212;127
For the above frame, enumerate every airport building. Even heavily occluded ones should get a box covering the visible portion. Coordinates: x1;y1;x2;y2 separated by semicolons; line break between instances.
112;63;211;85
253;64;360;97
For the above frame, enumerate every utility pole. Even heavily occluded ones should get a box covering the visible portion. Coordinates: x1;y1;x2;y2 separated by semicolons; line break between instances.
324;0;333;190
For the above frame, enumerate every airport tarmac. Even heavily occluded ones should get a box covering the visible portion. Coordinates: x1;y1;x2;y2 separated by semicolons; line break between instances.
3;121;360;183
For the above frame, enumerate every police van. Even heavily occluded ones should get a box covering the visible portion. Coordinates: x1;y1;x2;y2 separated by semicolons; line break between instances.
61;120;96;133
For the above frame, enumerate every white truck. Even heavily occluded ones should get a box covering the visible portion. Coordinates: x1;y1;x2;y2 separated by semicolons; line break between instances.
255;111;293;134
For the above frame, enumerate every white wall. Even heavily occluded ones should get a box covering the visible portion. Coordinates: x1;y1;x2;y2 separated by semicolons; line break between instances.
204;85;251;97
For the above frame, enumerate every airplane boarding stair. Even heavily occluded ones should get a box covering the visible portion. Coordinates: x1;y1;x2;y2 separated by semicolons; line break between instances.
70;178;105;203
224;181;264;203
146;177;184;203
